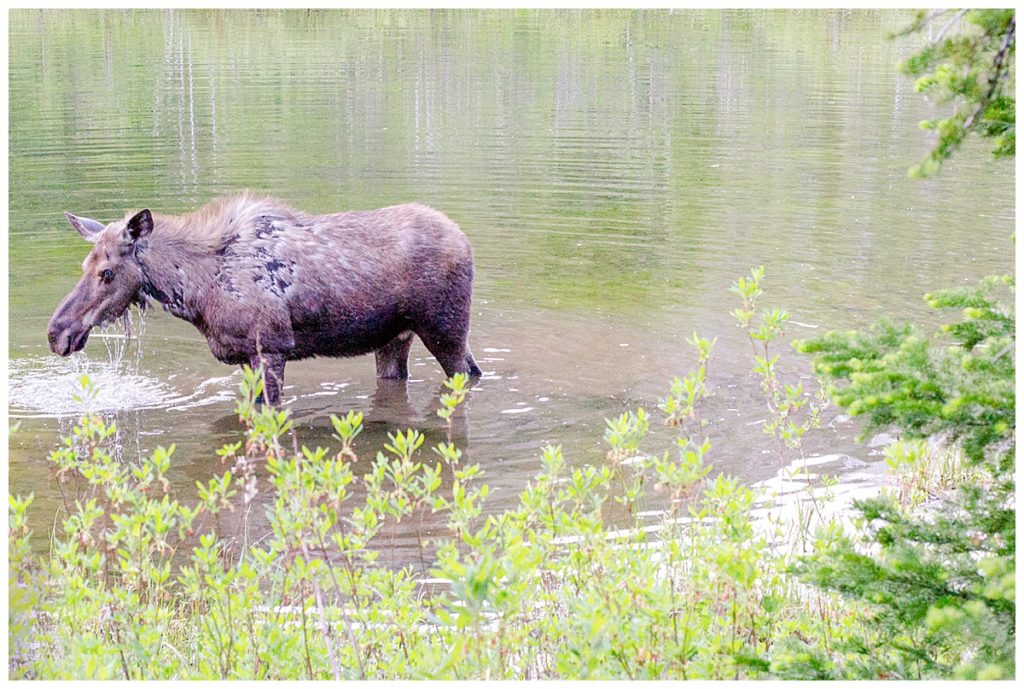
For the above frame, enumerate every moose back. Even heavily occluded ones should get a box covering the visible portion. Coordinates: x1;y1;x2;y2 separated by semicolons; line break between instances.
47;194;482;404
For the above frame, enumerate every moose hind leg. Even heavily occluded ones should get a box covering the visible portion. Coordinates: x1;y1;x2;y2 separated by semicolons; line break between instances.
375;332;414;379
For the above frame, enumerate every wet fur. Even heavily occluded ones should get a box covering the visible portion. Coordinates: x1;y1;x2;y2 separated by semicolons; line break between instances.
50;194;482;404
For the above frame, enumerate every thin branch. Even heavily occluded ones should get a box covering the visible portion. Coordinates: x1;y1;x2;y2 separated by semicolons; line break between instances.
301;543;343;680
964;15;1016;130
890;9;954;38
991;341;1014;362
933;9;968;45
314;530;366;680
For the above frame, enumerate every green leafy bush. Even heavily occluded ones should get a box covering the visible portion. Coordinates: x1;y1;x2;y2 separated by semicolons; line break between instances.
10;351;856;680
10;265;1011;680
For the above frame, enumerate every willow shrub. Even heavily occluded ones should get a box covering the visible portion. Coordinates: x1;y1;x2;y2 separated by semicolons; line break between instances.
11;265;1011;679
11;349;859;680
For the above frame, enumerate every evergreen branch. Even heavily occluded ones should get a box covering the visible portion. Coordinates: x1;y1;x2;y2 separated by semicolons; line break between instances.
963;15;1015;130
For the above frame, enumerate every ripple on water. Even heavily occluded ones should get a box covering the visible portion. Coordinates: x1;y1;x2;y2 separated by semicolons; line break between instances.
9;355;191;418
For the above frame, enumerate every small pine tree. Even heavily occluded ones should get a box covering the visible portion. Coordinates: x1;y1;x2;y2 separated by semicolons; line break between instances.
791;274;1014;679
775;11;1016;679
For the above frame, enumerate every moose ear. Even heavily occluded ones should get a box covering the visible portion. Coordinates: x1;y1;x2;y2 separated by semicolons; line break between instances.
126;209;153;241
64;211;106;243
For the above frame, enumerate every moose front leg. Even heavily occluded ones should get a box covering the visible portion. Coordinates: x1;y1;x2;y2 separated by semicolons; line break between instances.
248;352;287;406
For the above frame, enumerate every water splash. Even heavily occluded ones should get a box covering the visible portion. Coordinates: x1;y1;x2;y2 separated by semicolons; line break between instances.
10;306;244;417
8;355;175;418
11;310;171;417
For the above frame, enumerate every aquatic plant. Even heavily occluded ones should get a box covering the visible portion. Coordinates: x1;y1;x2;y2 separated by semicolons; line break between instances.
659;332;716;428
731;265;826;456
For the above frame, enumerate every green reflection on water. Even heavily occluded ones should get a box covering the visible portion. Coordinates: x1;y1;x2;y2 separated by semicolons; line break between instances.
11;9;1011;341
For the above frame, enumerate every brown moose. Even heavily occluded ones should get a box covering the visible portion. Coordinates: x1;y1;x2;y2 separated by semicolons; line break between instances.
47;194;482;405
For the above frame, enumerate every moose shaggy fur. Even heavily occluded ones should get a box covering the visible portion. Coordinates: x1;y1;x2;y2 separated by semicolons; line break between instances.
47;194;482;404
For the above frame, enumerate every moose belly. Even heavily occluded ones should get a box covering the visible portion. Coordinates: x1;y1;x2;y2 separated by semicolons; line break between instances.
287;305;409;361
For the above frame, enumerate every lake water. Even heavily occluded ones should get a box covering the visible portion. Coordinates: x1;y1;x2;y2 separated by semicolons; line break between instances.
8;9;1014;559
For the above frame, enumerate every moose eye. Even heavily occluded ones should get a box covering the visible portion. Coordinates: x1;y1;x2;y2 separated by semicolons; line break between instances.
99;268;114;284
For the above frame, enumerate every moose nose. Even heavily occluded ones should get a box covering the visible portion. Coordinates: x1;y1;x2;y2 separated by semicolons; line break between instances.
46;326;62;354
47;315;72;355
47;315;63;341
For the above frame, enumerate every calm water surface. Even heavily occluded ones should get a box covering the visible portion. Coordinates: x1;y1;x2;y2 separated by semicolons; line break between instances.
8;10;1014;558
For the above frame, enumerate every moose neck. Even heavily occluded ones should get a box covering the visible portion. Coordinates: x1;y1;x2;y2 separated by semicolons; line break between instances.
135;231;217;326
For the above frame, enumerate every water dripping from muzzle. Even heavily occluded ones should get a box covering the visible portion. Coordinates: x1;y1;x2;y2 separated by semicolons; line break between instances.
97;306;147;374
14;302;238;417
129;307;148;372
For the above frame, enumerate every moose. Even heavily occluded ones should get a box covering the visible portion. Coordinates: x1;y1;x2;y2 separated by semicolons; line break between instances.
47;194;482;405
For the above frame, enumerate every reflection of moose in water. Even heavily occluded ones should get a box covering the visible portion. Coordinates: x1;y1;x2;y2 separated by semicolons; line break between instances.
47;194;482;405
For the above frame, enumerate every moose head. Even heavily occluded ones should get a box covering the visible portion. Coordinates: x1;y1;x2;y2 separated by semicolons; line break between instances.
47;209;154;356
